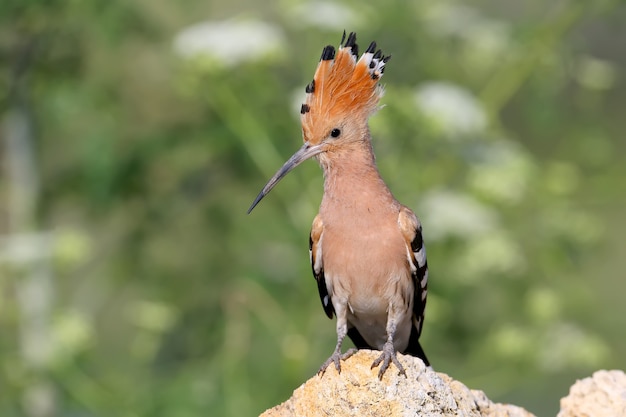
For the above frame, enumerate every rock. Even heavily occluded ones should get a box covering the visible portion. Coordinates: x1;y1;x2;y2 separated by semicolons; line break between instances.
260;350;535;417
558;369;626;417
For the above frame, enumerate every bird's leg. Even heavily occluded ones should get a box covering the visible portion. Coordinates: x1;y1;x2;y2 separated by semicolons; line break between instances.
371;317;406;379
318;303;355;376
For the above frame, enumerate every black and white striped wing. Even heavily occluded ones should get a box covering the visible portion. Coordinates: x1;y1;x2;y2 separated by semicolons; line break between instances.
408;218;428;336
398;206;430;365
310;215;334;319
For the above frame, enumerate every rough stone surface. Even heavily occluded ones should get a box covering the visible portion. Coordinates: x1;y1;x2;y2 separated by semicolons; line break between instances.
558;369;626;417
260;350;535;417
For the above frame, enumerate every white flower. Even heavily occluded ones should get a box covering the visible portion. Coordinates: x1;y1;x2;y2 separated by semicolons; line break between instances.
414;82;487;137
467;140;535;204
453;231;526;280
50;310;94;364
173;19;285;66
0;232;53;264
538;323;609;371
463;22;512;72
423;3;482;38
419;190;497;241
423;4;513;74
575;55;617;91
526;288;560;323
127;300;178;332
288;2;360;30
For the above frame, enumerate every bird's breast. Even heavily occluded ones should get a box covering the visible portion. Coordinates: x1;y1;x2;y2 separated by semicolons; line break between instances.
321;215;412;310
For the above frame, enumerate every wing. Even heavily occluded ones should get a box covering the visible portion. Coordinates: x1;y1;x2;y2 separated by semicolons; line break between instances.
310;214;334;319
398;206;430;365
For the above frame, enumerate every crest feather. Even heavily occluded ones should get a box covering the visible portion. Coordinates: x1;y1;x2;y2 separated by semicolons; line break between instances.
302;32;390;126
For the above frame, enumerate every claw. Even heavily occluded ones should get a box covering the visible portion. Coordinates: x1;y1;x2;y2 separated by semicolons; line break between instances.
371;342;406;379
318;348;357;376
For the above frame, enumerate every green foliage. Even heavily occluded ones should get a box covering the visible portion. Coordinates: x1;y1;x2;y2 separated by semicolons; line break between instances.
1;1;625;416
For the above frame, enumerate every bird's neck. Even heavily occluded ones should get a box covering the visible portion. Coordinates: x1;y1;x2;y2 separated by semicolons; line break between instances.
319;140;397;216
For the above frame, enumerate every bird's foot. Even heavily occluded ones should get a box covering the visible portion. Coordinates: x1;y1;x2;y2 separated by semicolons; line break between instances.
371;342;406;380
318;348;357;376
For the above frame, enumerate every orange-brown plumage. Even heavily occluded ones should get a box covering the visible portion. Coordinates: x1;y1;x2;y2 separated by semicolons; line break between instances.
301;33;388;145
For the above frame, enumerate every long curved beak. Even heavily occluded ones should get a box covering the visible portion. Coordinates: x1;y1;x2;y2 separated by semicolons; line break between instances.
247;142;324;214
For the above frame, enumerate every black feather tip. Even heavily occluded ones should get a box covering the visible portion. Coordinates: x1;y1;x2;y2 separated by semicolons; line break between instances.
320;45;336;61
305;79;315;94
344;32;358;57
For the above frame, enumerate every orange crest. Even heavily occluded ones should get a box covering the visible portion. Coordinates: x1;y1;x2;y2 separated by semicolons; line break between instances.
300;32;390;138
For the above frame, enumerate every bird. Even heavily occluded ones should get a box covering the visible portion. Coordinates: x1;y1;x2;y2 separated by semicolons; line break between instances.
248;31;429;379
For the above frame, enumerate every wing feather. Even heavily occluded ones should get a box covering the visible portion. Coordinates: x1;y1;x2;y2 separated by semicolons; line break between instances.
310;215;334;319
398;207;428;337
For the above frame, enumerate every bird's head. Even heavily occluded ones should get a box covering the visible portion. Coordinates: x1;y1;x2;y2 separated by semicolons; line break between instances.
248;31;390;213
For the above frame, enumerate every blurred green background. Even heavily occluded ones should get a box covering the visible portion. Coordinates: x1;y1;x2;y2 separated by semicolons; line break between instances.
1;0;625;416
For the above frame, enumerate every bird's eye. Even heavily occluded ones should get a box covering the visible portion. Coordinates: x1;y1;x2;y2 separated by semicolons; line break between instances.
330;128;341;138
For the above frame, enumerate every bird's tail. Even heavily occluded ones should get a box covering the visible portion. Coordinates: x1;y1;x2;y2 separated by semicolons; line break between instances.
347;327;370;350
405;324;430;366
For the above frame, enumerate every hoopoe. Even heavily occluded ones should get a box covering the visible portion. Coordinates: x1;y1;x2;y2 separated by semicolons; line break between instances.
248;31;429;379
